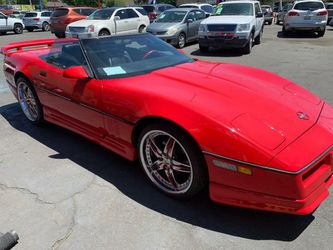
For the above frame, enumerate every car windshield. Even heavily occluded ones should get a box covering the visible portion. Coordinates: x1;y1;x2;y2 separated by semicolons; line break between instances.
155;10;187;23
87;9;115;20
24;12;37;17
213;3;253;16
81;34;194;79
294;1;324;11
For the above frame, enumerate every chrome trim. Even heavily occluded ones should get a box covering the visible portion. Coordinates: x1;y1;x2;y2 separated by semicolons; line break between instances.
4;62;16;71
203;145;333;175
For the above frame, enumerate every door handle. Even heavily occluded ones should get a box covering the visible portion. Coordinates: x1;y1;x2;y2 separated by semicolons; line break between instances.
39;71;47;77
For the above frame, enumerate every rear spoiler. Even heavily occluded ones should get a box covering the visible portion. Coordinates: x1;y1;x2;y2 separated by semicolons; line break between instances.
0;38;78;56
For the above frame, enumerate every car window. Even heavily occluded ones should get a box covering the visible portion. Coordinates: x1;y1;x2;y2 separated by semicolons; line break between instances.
79;8;96;16
142;6;155;13
255;3;261;14
201;5;213;13
43;42;87;70
165;5;174;10
195;10;205;20
180;5;198;9
41;12;51;17
51;8;69;17
127;9;139;18
0;13;6;18
24;12;38;17
136;8;147;15
158;6;165;12
155;10;187;23
326;4;333;9
87;9;115;20
294;1;324;11
187;11;196;21
115;9;128;19
213;3;254;16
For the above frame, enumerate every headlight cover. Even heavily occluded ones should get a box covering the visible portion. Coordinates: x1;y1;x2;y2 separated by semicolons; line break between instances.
166;27;179;35
199;24;207;32
86;25;95;33
237;24;250;32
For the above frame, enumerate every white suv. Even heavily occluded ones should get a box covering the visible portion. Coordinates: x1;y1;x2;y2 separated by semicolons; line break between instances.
198;1;264;54
66;7;149;38
0;11;24;35
283;0;328;37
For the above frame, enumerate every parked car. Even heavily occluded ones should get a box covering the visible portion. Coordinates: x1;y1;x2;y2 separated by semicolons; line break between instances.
261;5;273;25
325;2;333;25
179;3;214;15
2;33;333;215
147;8;206;48
276;3;293;24
23;11;52;32
141;4;175;22
10;10;27;19
283;0;328;37
0;5;13;15
0;11;24;35
50;7;96;38
65;7;149;38
198;0;264;54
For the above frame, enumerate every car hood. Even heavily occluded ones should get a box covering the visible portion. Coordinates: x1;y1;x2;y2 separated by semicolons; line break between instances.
147;22;180;31
68;19;105;27
202;15;253;25
148;61;322;153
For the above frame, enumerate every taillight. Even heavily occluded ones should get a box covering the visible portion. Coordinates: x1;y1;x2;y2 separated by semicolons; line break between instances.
317;10;328;16
149;12;158;20
33;18;40;20
288;11;299;16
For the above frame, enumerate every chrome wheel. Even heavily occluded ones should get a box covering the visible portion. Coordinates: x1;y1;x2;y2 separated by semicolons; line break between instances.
177;33;186;48
17;81;39;122
140;130;193;194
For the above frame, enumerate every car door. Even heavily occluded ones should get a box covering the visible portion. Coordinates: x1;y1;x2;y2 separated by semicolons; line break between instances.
113;9;130;34
0;12;7;30
193;10;205;39
125;8;141;33
34;41;105;139
185;11;197;40
254;3;263;35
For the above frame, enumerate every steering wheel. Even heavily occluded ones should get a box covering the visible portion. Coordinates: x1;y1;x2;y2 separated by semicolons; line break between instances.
143;50;161;60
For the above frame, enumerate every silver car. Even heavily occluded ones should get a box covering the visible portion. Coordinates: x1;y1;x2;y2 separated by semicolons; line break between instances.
146;8;206;48
23;11;52;32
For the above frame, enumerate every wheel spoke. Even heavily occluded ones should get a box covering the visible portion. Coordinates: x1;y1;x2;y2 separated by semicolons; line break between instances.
165;169;179;189
172;160;191;173
163;137;176;159
147;136;163;158
149;159;164;172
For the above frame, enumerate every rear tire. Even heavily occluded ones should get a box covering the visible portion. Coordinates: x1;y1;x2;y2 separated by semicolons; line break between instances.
282;25;289;36
16;77;44;125
199;44;209;52
254;27;263;45
317;28;325;37
98;29;110;36
138;25;146;33
27;28;34;32
13;23;23;34
42;22;49;31
54;32;65;38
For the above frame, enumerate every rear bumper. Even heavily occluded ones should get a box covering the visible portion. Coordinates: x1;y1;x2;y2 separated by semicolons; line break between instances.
285;21;326;31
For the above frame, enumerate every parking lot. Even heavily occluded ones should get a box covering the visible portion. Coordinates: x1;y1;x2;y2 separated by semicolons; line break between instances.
0;25;333;250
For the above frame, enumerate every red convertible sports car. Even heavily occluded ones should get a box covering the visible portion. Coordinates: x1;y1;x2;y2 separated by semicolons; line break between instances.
2;33;333;215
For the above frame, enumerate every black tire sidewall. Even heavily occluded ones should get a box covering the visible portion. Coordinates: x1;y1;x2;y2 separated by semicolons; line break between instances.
138;123;207;199
14;24;23;34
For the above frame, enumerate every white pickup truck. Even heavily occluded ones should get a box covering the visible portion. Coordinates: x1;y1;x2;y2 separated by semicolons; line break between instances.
0;11;24;35
198;0;264;54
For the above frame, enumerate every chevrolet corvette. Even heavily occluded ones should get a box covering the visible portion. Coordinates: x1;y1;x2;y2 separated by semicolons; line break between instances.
2;33;333;215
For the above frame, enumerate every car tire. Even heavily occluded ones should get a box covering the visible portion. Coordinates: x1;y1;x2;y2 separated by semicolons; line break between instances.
138;123;207;199
98;29;110;36
54;32;65;38
177;33;186;49
27;28;34;32
268;21;272;25
254;27;263;45
317;28;325;37
0;31;6;35
282;25;289;36
243;32;253;54
138;25;146;33
13;23;23;34
16;77;44;125
199;44;209;52
42;22;50;31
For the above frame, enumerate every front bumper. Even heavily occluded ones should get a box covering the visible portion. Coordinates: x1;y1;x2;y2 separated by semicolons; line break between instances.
206;103;333;215
199;34;249;49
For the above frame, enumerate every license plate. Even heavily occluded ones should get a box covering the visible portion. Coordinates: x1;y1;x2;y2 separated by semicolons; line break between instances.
304;16;311;20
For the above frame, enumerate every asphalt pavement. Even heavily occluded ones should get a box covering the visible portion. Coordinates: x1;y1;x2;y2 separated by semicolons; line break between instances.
0;26;333;250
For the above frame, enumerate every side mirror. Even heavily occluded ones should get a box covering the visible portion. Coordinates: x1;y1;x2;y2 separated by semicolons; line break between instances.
187;18;193;23
256;12;263;18
114;16;120;21
63;66;89;79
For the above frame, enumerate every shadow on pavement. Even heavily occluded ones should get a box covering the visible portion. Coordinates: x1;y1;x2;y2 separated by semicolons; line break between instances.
276;30;321;39
0;102;314;242
191;48;244;57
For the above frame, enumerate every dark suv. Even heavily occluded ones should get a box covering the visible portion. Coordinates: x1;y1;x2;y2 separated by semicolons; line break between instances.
50;7;96;38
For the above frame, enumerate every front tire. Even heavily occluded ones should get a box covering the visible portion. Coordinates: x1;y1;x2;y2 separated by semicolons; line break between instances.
16;77;44;124
243;32;253;54
98;29;110;36
13;24;23;34
254;27;263;45
138;25;146;33
177;33;186;49
138;123;207;199
42;22;50;31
